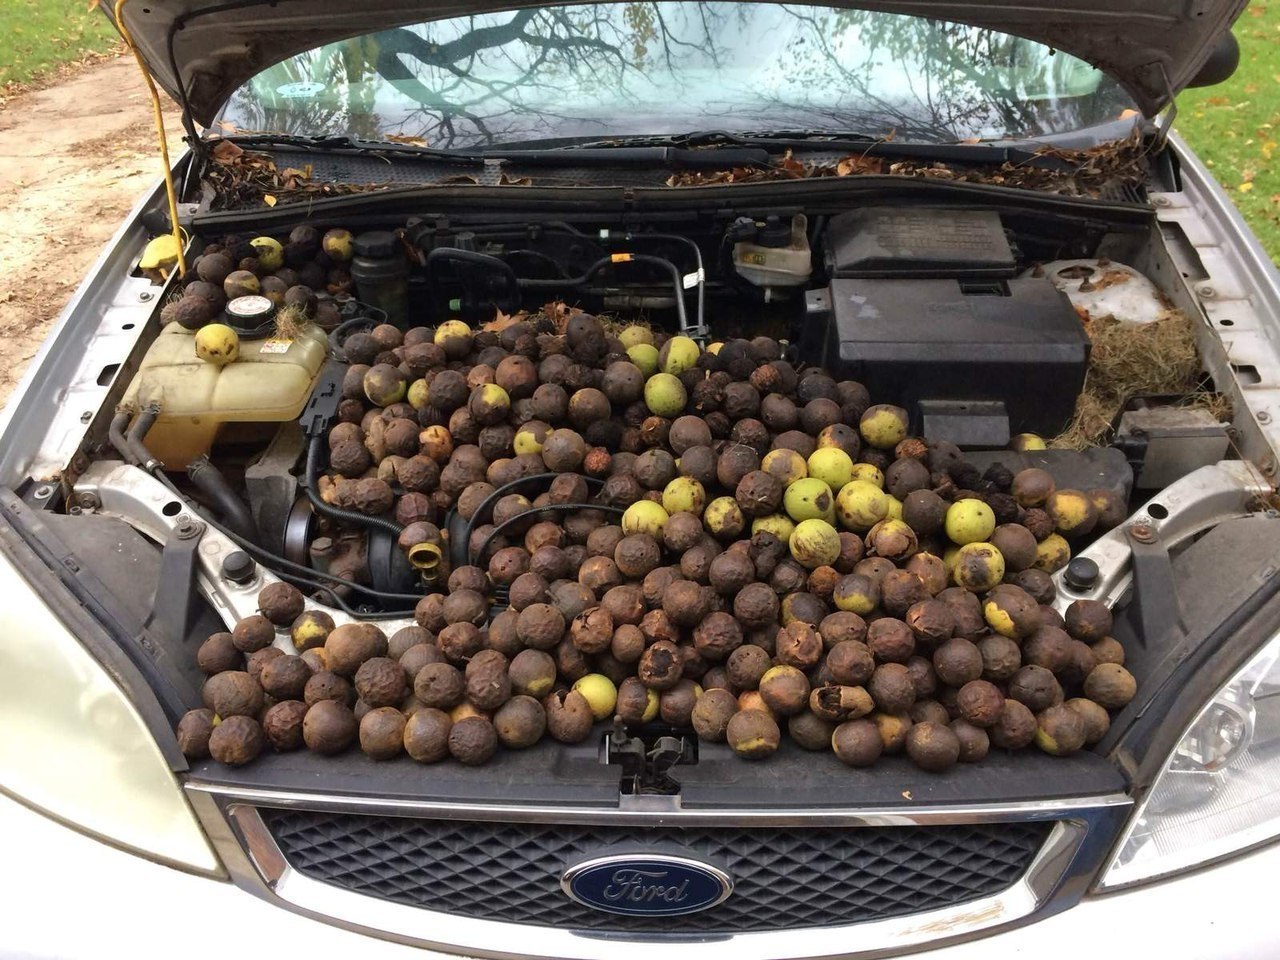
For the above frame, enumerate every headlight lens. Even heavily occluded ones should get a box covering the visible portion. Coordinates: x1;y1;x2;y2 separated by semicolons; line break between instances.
1099;629;1280;890
0;549;221;875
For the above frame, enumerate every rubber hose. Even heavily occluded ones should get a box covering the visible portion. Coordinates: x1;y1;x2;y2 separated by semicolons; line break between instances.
517;254;689;329
187;456;258;544
304;434;403;536
108;410;135;463
425;247;521;288
126;402;161;468
328;315;379;360
135;439;420;614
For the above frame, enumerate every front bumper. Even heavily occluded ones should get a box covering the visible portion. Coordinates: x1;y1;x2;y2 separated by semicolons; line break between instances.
4;791;1275;960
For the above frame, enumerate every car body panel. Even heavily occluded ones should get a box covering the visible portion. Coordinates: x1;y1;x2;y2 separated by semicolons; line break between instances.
4;787;1278;959
106;0;1248;126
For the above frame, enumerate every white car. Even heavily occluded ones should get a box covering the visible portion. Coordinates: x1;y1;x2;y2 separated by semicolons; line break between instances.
3;1;1279;957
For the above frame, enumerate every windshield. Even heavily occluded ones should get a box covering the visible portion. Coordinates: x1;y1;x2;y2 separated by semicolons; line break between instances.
216;3;1138;149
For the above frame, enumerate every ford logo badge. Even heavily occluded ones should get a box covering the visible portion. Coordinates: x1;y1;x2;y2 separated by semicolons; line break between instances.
561;854;733;917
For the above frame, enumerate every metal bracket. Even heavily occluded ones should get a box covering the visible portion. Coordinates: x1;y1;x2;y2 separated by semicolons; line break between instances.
146;518;206;645
76;460;417;636
1124;524;1185;649
1054;461;1271;612
607;723;697;796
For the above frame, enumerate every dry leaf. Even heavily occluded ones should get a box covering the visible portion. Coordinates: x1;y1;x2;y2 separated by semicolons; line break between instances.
482;307;531;332
210;140;244;163
665;128;1149;199
836;155;884;176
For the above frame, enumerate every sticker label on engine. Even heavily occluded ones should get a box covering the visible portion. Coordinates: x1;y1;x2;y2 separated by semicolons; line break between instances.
259;338;294;354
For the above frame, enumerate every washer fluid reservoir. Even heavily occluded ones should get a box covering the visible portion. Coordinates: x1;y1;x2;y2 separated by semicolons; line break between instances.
732;214;811;288
122;323;329;468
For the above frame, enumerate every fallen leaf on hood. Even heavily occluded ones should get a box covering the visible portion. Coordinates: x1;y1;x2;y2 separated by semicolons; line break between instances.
777;151;807;177
540;300;585;334
482;307;531;332
836;154;884;176
664;128;1149;199
210;139;244;164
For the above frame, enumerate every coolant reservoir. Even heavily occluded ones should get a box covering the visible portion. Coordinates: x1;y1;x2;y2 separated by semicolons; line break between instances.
732;214;811;287
122;323;329;468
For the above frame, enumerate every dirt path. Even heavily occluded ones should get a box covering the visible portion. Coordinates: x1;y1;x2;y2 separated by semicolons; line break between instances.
0;55;183;404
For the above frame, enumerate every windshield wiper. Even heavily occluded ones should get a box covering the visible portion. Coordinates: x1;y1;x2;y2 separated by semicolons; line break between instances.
213;129;1029;171
211;133;488;163
687;129;1100;164
482;144;771;168
214;133;771;169
557;129;893;150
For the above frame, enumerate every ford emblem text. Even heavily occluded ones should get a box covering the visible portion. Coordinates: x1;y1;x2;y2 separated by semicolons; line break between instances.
561;854;733;917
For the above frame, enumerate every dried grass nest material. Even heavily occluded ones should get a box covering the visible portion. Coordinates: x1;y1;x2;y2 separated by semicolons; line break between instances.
1051;309;1229;449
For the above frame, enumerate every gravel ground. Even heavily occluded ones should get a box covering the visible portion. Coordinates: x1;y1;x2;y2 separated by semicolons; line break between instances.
0;54;181;405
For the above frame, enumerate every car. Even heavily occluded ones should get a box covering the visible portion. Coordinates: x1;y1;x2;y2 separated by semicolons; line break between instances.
2;1;1279;957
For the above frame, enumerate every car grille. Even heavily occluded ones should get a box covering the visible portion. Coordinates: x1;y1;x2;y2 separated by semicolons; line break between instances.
263;809;1052;933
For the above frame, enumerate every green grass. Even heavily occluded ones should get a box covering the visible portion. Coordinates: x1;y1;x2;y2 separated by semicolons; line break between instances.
1176;0;1280;262
0;0;119;89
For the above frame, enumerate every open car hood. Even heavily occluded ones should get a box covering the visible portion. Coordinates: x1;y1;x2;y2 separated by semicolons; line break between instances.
107;0;1246;129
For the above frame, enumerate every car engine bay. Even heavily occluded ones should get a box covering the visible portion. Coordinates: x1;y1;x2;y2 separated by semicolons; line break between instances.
5;178;1277;789
110;204;1222;610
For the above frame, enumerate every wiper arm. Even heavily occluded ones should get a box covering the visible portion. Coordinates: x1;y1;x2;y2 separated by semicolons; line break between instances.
481;145;770;168
212;134;769;169
212;133;488;164
560;129;890;150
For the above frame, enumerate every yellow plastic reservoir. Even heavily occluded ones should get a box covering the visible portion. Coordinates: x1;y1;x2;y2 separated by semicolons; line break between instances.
123;323;329;467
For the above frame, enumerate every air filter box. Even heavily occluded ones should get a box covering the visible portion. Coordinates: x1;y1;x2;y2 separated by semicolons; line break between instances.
825;208;1015;278
804;277;1089;436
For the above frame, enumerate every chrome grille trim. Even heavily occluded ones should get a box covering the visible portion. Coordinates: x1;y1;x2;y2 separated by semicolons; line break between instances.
185;784;1130;959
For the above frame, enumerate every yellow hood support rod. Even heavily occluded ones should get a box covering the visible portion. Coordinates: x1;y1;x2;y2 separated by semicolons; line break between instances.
113;0;187;278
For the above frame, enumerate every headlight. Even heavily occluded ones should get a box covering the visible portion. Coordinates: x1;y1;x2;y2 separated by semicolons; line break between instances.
0;549;221;875
1098;628;1280;890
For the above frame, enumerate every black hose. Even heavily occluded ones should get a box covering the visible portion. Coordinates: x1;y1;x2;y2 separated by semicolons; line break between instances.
474;501;626;566
120;427;420;613
517;254;689;330
426;246;520;283
461;472;605;562
463;222;706;336
328;315;379;360
126;402;161;468
425;247;521;315
502;248;570;278
118;419;417;609
147;467;420;618
108;410;134;463
187;456;258;544
304;434;404;537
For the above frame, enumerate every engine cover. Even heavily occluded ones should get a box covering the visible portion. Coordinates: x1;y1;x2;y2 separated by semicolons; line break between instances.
804;277;1089;437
